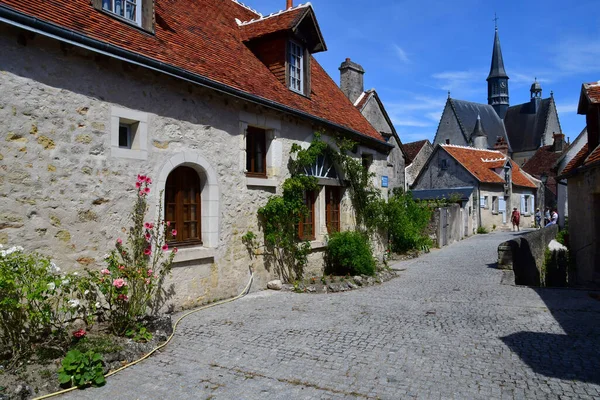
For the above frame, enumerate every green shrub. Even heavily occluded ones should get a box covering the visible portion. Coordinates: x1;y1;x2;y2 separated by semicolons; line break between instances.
383;191;432;253
477;226;488;234
57;349;105;388
556;229;569;247
325;231;375;276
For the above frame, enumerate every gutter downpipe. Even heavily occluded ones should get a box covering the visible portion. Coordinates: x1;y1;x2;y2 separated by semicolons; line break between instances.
0;4;393;153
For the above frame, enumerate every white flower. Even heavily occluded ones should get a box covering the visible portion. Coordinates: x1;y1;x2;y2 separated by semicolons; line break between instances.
95;302;101;309
62;279;70;285
103;254;110;260
48;262;61;274
68;299;80;309
84;290;90;295
47;282;56;291
0;246;24;257
73;272;79;276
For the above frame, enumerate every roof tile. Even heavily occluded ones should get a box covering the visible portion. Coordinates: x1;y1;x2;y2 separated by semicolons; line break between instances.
403;140;429;162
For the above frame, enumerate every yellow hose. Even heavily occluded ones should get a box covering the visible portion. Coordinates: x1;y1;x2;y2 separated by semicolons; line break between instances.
32;270;254;400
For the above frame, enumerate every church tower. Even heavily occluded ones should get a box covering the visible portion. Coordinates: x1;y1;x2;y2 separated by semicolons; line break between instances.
487;24;509;119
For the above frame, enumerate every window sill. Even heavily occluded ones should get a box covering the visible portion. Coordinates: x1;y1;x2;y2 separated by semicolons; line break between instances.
309;241;327;250
99;9;154;35
111;147;148;160
246;177;277;187
170;246;215;263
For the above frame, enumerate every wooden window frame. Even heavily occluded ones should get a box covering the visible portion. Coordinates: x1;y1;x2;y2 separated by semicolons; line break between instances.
165;166;202;247
288;40;304;94
92;0;154;32
246;127;267;178
298;190;316;241
326;186;341;234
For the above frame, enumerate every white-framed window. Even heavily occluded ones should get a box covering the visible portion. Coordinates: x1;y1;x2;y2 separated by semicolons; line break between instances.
492;196;498;213
110;106;148;160
102;0;142;26
288;40;304;93
480;195;488;209
521;195;535;215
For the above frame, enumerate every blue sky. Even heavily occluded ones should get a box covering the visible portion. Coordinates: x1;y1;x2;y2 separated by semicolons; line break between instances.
246;0;600;144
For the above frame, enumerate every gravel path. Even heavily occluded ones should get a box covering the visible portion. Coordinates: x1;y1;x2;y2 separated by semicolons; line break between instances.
60;231;600;399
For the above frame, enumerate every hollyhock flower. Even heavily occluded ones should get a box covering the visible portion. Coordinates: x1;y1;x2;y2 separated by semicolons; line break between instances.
139;175;146;182
117;294;129;301
135;181;141;188
166;221;171;227
144;222;151;229
145;232;151;241
117;238;123;245
113;278;126;288
101;268;111;275
139;190;146;196
173;248;178;254
137;174;143;182
171;229;177;237
73;329;86;338
145;278;151;285
162;244;168;251
143;187;150;194
146;177;153;184
118;265;125;271
147;269;153;276
144;247;151;256
149;222;154;229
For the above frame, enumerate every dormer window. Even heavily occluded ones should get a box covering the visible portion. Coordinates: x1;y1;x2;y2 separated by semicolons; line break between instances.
288;40;304;93
102;0;141;25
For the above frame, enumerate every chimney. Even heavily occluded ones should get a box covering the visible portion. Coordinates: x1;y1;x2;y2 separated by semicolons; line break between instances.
339;58;365;104
551;132;565;153
286;0;293;9
494;136;509;156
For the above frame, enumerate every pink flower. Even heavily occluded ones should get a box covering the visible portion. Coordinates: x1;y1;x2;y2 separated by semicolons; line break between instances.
147;269;153;276
144;222;151;229
173;248;178;254
137;174;144;182
162;244;168;251
166;221;171;227
145;232;151;241
135;181;141;188
73;329;86;338
146;177;152;184
116;238;123;245
100;268;111;275
144;247;151;256
171;229;177;237
149;222;154;229
113;278;126;288
143;187;150;194
117;294;129;301
118;265;125;271
139;190;146;196
145;278;151;285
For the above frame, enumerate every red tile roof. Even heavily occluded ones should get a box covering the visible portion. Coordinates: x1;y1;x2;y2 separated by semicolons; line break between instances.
442;145;536;188
522;146;562;195
583;81;600;104
0;0;384;143
403;140;430;163
239;6;307;41
562;144;589;175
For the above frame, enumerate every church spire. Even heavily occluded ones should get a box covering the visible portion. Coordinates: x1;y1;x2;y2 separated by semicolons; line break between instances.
487;18;510;119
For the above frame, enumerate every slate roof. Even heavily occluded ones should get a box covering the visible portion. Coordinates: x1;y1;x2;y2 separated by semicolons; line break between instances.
442;145;536;188
411;187;474;202
487;28;508;79
522;146;562;195
446;99;510;150
0;0;384;144
403;140;430;163
504;98;553;152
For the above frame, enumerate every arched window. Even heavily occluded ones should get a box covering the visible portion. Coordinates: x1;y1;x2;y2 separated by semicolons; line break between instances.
303;154;338;179
165;166;202;245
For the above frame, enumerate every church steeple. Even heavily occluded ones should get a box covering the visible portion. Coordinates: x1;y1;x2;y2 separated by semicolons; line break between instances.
487;20;509;119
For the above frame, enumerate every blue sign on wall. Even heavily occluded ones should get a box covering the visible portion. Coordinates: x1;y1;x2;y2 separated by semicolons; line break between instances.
381;176;388;188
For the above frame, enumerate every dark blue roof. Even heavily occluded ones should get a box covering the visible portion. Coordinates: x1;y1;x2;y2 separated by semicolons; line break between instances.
411;187;474;202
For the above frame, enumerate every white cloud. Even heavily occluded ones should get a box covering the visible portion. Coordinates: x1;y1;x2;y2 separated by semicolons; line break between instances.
431;69;485;96
392;44;410;64
553;39;600;74
556;102;578;114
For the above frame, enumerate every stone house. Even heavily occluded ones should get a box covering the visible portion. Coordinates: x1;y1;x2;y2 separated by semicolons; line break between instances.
0;0;401;309
404;139;433;189
338;58;408;192
411;144;538;231
558;81;600;286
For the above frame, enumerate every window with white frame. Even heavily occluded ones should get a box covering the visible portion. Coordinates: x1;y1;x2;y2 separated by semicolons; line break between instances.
102;0;142;25
110;106;148;160
480;195;488;209
492;196;498;213
118;124;132;149
288;41;304;93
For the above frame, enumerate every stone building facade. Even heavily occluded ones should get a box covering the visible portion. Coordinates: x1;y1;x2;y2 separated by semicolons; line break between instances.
404;139;433;189
0;0;399;310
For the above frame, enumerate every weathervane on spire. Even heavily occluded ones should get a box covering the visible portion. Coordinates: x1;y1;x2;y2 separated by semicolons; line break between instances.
493;13;499;30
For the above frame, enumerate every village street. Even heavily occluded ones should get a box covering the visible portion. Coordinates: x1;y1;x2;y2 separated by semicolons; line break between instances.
61;231;600;400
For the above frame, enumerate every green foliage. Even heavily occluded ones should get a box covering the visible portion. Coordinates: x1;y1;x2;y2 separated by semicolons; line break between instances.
125;324;153;343
71;335;122;355
0;246;93;367
381;190;432;253
325;231;376;276
556;229;569;247
87;175;176;336
477;226;488;234
57;349;105;388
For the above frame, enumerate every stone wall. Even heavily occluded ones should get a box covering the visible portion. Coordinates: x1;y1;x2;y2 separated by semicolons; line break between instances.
428;204;466;248
0;25;391;310
497;224;559;286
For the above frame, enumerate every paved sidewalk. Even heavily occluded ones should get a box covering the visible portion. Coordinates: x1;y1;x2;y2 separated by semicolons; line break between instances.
61;232;600;399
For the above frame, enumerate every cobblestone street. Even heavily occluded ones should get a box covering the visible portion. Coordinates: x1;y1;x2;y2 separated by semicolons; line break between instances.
61;231;600;399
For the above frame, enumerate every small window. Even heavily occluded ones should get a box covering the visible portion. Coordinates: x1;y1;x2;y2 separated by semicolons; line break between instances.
441;159;448;170
288;41;304;93
445;139;450;145
298;190;316;240
246;127;267;178
165;166;202;246
492;196;498;213
326;187;342;234
118;124;132;149
361;154;373;170
480;195;488;209
102;0;141;25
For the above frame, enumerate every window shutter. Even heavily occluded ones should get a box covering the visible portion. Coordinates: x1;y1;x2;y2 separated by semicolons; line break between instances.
142;0;155;32
520;195;525;213
92;0;102;11
499;197;506;212
480;196;485;208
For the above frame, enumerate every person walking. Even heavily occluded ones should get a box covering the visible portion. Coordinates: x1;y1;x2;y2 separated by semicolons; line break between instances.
511;207;521;232
535;208;542;229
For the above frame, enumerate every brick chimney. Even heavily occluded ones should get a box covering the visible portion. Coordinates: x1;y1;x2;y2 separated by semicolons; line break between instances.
339;58;365;104
551;132;565;153
286;0;293;9
494;136;509;156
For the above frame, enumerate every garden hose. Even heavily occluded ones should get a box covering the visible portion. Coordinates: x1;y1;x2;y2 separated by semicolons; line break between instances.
32;269;255;400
